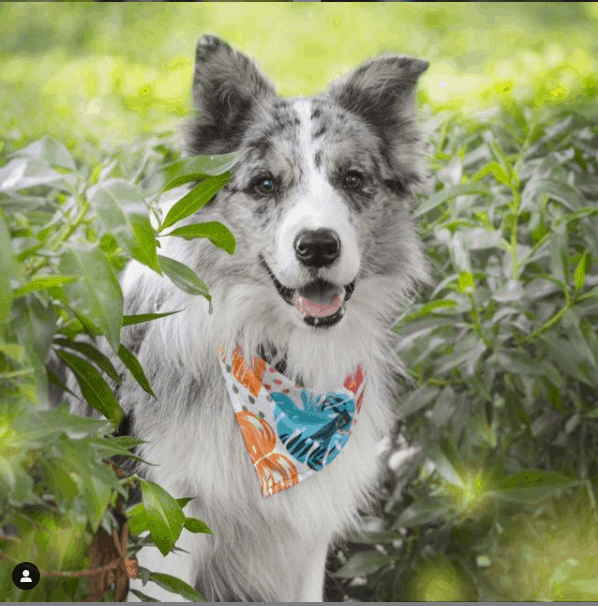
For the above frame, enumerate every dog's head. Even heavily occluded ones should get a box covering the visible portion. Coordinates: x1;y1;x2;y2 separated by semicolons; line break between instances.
184;35;429;336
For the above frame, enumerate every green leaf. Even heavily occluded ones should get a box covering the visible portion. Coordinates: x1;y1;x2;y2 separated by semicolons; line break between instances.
335;550;391;578
126;502;149;536
473;161;510;186
156;152;240;193
12;406;112;446
0;342;26;362
492;470;577;503
127;497;195;536
184;517;211;534
54;338;121;385
393;502;449;529
84;435;148;465
428;440;465;488
488;138;509;171
493;279;524;303
539;335;596;387
400;299;457;323
160;172;232;231
13;136;77;171
0;158;69;192
559;206;598;226
430;387;457;428
570;580;598;596
129;589;160;602
139;566;151;586
458;271;474;294
435;338;486;377
176;497;195;509
496;351;548;377
541;178;586;211
459;226;503;250
13;275;78;299
11;293;56;365
41;458;81;500
574;251;588;291
165;221;236;256
60;244;124;353
158;255;210;299
41;438;119;531
560;309;598;372
122;310;183;327
148;572;205;602
415;183;491;218
139;479;186;557
344;529;402;545
47;363;82;402
549;222;570;284
87;179;161;275
0;212;15;324
397;386;440;421
79;449;119;530
0;455;35;507
56;350;124;428
118;344;155;397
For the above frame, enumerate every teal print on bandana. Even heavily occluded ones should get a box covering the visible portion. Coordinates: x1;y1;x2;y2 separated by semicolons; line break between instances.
271;391;356;471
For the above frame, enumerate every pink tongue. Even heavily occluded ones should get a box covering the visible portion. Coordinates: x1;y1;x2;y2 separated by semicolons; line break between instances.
293;291;343;318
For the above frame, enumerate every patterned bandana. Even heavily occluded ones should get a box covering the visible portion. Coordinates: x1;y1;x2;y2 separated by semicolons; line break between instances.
218;345;366;497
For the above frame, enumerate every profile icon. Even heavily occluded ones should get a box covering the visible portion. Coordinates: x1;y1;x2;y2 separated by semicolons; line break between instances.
21;569;32;582
11;562;40;590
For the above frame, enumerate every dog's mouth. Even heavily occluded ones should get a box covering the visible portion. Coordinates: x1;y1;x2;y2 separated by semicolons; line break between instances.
261;258;355;328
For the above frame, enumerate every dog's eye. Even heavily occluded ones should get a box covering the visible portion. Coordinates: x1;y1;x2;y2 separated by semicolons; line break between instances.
253;177;276;196
344;171;365;191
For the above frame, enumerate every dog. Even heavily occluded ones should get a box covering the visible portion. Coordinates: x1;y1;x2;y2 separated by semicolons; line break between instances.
68;35;430;602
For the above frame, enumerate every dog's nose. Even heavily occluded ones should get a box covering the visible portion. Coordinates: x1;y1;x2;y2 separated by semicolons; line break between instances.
294;229;341;268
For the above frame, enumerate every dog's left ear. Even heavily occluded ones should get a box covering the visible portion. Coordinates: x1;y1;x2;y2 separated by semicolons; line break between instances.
326;54;428;184
326;54;428;126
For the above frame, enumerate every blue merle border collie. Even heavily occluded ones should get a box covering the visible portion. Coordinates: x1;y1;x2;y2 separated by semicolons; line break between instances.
73;35;430;601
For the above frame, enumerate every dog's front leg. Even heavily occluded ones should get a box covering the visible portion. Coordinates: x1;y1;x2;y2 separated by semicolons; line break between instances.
297;540;329;602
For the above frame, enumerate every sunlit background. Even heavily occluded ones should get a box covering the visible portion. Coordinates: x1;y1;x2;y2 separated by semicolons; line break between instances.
1;2;596;156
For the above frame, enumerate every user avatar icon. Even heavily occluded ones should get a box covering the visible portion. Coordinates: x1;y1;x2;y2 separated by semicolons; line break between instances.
21;570;32;582
11;562;41;590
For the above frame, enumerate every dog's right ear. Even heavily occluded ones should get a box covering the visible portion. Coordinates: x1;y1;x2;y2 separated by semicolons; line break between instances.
186;35;276;155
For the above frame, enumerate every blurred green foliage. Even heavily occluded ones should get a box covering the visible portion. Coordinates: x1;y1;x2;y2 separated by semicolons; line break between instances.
0;2;597;159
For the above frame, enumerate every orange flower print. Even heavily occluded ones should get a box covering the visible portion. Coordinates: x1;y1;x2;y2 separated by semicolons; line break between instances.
236;410;276;464
235;411;298;496
256;453;299;497
232;346;266;397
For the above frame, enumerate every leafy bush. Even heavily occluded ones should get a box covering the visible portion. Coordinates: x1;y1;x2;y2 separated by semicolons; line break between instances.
2;98;598;603
0;134;237;601
327;101;598;601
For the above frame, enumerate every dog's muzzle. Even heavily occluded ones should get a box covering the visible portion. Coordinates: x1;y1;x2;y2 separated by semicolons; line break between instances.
261;258;355;328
